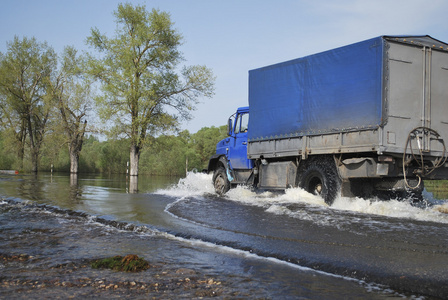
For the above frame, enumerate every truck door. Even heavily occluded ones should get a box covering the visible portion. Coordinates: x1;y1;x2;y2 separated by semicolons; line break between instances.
386;42;448;155
227;112;252;169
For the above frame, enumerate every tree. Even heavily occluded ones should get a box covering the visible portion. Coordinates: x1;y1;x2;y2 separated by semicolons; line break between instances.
48;46;92;173
87;3;215;176
0;130;16;169
0;83;26;169
0;36;57;172
191;126;228;167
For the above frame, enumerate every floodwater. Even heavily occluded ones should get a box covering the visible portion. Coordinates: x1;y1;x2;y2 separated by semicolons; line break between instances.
1;172;448;299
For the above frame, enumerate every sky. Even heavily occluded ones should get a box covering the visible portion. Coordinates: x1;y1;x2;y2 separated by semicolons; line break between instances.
1;0;448;134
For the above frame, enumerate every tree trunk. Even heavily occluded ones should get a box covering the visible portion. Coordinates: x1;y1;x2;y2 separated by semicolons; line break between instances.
68;121;87;174
69;148;79;174
30;147;38;173
17;145;24;170
129;144;140;176
17;121;26;170
27;116;38;173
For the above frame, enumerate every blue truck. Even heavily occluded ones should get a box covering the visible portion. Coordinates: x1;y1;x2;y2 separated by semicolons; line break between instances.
208;35;448;204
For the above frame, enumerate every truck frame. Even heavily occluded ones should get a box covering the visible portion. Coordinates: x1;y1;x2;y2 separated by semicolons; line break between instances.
208;36;448;204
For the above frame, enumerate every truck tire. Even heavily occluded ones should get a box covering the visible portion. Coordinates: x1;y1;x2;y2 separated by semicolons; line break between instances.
213;167;230;195
297;157;341;205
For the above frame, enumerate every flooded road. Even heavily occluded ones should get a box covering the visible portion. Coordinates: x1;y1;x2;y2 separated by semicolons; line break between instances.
1;172;448;298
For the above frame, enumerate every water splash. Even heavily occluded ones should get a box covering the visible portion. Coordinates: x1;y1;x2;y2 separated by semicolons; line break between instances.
155;171;214;199
225;185;327;207
161;172;448;224
332;196;448;224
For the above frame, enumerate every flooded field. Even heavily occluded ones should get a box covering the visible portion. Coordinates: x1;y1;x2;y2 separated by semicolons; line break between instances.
1;173;448;298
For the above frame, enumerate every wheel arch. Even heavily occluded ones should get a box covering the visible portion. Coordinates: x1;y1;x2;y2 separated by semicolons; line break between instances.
207;154;227;174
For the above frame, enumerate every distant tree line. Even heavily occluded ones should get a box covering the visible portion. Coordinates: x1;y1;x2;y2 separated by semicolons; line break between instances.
0;3;216;176
0;125;227;176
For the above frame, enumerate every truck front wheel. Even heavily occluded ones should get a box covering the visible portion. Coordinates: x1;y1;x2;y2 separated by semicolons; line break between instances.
297;157;341;205
213;167;230;195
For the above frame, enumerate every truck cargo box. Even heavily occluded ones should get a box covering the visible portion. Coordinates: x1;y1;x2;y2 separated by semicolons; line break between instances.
248;35;448;159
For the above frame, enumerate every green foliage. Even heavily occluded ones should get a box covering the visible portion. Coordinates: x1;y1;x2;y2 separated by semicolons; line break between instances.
78;135;102;173
46;46;92;173
87;3;215;175
0;132;15;169
99;139;129;174
0;4;219;176
91;254;150;272
424;180;448;199
140;125;227;175
193;126;228;164
0;123;226;175
142;134;188;175
0;128;22;170
78;136;129;174
0;36;57;172
39;129;70;172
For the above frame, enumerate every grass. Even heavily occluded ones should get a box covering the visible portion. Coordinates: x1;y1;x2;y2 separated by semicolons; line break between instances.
424;180;448;199
91;254;150;272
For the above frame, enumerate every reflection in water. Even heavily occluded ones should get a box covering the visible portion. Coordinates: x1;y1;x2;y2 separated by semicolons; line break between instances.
17;174;43;201
0;172;181;213
70;173;78;186
69;173;83;203
0;173;182;225
128;175;138;194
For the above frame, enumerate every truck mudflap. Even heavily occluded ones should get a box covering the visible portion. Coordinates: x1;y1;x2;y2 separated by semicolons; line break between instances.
225;161;234;182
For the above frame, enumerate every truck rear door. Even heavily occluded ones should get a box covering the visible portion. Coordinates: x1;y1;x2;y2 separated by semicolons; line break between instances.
384;41;448;155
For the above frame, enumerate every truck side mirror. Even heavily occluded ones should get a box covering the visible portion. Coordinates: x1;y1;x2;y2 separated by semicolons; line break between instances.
227;118;233;136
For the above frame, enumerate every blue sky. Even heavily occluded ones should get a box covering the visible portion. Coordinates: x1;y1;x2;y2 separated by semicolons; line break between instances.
1;0;448;133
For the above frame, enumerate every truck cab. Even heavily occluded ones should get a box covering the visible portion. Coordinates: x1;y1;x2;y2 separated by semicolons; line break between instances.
208;106;254;193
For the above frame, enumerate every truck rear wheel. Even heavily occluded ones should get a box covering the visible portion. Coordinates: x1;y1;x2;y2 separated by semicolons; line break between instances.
297;157;341;205
213;167;230;195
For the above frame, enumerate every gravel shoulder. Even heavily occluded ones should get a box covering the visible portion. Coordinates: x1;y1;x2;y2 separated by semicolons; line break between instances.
0;253;230;299
0;200;249;299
